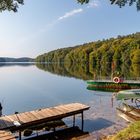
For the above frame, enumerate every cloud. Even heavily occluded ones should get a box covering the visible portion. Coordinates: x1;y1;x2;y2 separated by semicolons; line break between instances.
87;0;100;8
14;4;100;51
58;8;83;20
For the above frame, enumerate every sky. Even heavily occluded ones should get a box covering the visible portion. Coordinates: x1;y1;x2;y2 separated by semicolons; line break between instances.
0;0;140;58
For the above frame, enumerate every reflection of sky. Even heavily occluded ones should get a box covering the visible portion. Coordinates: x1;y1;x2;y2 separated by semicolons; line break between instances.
0;65;95;115
0;64;128;137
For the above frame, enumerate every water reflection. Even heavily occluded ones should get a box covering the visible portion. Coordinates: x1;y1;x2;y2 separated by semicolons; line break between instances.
0;62;34;67
36;63;140;81
0;62;139;138
27;126;89;140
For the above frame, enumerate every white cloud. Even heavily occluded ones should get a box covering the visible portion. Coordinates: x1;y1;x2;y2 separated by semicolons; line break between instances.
58;8;83;20
87;0;100;8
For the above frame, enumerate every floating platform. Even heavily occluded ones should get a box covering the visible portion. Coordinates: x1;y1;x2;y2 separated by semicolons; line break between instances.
87;80;140;92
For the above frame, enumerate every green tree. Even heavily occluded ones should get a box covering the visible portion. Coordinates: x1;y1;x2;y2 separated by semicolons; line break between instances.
131;49;140;64
79;0;140;10
0;0;140;12
0;0;23;12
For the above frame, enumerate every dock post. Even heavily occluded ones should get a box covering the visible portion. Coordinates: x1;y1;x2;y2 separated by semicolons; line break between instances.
73;115;75;127
53;127;56;133
81;111;84;131
19;131;22;140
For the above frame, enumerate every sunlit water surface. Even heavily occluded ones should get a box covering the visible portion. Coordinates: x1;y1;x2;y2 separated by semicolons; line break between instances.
0;64;128;138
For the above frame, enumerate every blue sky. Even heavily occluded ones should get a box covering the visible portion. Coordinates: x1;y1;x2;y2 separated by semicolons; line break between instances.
0;0;140;58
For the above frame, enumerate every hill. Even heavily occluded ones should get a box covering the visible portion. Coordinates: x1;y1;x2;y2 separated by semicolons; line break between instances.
0;57;34;62
36;32;140;78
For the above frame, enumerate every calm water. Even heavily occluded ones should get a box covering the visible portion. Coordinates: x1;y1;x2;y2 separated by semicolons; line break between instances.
0;64;94;114
0;63;128;137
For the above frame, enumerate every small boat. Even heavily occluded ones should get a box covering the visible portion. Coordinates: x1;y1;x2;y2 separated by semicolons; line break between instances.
87;77;140;92
116;89;140;100
122;103;140;117
116;107;140;122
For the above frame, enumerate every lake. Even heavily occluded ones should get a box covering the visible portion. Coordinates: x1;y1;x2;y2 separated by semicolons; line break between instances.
0;63;95;114
0;63;130;138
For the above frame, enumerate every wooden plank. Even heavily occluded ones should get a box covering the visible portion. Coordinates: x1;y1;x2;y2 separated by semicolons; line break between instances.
30;111;44;119
0;103;90;131
75;103;89;109
44;107;63;116
29;111;40;120
65;103;89;112
62;105;77;112
6;115;19;122
55;105;71;113
0;131;5;134
53;106;69;114
24;112;37;122
0;117;13;128
42;108;60;117
67;103;83;109
0;131;15;140
0;135;15;140
0;119;8;129
15;113;29;123
27;112;38;120
36;110;51;118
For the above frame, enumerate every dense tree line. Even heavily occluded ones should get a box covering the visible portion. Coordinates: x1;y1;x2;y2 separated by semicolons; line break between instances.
36;32;140;79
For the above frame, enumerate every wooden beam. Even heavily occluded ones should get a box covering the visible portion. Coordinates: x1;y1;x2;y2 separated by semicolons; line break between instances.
73;115;75;127
81;111;84;131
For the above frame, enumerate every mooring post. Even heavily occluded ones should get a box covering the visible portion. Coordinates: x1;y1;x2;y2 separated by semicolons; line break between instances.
19;131;22;140
81;111;84;131
73;115;75;127
53;127;56;133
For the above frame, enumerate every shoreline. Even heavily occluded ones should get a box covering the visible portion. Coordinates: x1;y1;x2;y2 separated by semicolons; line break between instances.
79;97;129;140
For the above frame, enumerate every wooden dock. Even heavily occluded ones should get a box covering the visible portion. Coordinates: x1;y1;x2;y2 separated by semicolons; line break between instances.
0;130;16;140
0;103;90;139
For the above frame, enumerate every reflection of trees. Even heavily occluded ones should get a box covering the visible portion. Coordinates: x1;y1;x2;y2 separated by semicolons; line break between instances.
131;64;140;78
64;63;92;80
36;62;140;81
36;63;72;78
36;63;93;80
121;63;131;78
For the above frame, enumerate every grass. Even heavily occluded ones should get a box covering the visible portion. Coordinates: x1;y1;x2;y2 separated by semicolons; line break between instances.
106;121;140;140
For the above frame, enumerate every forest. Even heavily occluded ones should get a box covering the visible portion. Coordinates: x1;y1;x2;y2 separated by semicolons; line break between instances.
36;32;140;79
